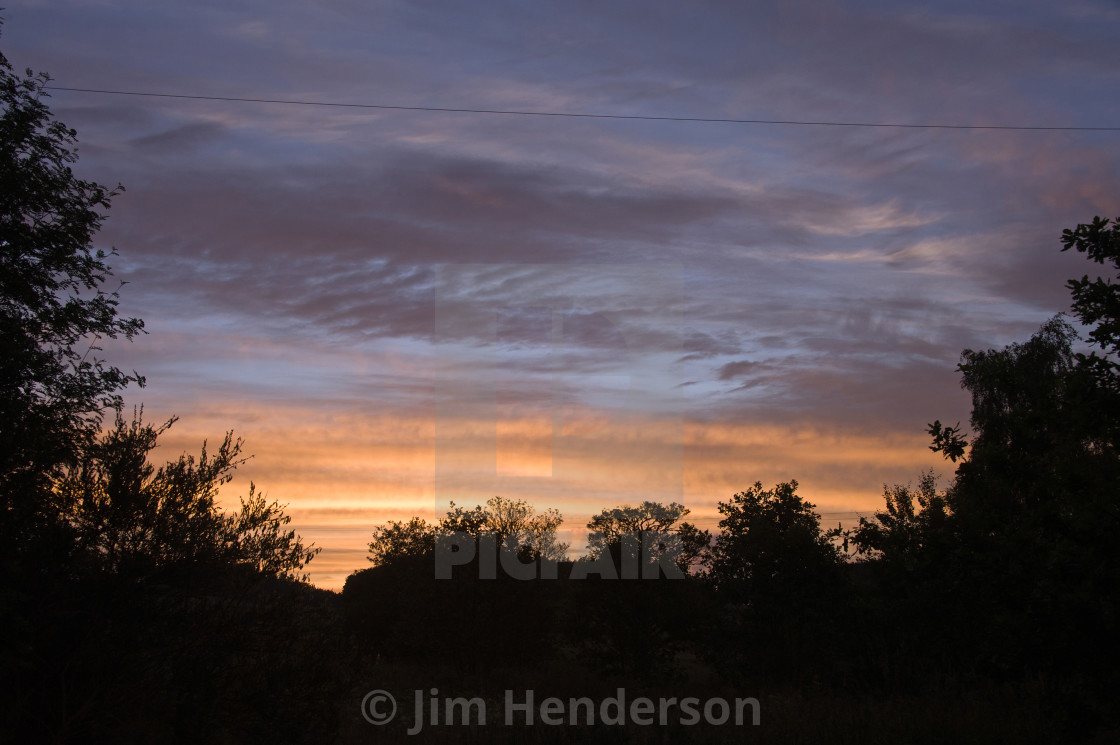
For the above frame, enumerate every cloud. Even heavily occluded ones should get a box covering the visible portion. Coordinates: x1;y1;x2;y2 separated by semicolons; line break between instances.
716;360;761;381
129;121;228;152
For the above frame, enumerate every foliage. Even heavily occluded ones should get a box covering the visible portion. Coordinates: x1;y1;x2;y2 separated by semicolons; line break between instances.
484;494;566;561
848;470;951;567
584;500;708;573
675;519;714;574
441;495;566;561
708;480;841;593
919;220;1120;687
585;500;687;554
942;315;1119;538
228;484;319;578
586;500;690;546
0;32;144;553
927;419;968;462
367;517;436;567
368;496;568;567
439;500;489;538
1062;215;1120;357
704;481;846;682
0;30;339;741
58;410;318;580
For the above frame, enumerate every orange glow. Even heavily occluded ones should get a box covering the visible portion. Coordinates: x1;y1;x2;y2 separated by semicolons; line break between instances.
138;396;951;590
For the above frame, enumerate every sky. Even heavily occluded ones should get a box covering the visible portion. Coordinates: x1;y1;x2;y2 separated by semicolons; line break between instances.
4;0;1119;588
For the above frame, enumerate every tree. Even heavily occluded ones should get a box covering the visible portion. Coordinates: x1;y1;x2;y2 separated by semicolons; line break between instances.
848;470;951;569
705;481;844;681
484;494;566;562
439;501;489;539
584;500;709;574
708;480;841;595
367;517;436;567
675;520;714;575
1062;215;1120;359
933;315;1119;541
559;501;711;677
932;216;1120;526
920;219;1120;684
226;483;319;579
1;26;144;556
365;495;569;568
0;29;336;740
440;495;568;562
586;500;689;552
353;497;569;668
58;410;318;580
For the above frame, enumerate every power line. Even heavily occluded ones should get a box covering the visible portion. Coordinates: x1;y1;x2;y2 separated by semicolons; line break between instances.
44;85;1120;132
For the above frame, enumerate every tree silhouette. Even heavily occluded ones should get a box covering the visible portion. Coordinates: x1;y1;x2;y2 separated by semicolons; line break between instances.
705;481;844;681
59;410;318;580
446;495;568;561
920;220;1120;687
367;516;436;567
926;313;1119;580
708;481;841;592
1062;215;1120;358
586;501;690;547
1;24;144;560
584;500;708;575
849;470;951;568
368;496;569;568
484;494;567;562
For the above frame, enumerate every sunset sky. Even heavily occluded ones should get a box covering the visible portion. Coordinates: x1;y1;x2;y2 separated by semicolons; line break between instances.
5;0;1119;588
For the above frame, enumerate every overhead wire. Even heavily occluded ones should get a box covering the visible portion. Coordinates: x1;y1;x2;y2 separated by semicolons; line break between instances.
44;85;1120;132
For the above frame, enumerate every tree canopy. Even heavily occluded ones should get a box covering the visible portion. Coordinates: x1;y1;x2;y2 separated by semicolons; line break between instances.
584;500;710;575
367;516;436;567
849;470;951;570
57;410;319;580
585;500;689;554
367;495;569;568
1;39;144;555
1062;215;1120;359
925;309;1120;555
708;480;841;596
